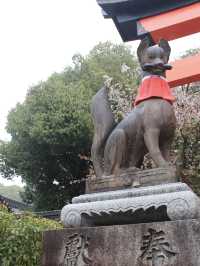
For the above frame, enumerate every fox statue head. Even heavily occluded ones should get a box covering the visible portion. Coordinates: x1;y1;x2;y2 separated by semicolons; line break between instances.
137;38;172;76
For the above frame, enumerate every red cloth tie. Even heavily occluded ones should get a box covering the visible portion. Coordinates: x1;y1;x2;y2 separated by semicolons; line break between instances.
134;75;175;106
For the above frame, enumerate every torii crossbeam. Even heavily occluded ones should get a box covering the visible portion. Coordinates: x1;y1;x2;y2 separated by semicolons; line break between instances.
97;0;200;42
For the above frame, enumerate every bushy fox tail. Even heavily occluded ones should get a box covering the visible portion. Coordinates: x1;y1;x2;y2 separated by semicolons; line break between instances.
91;86;116;177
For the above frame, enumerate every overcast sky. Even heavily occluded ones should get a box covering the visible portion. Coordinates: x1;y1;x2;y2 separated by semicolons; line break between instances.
0;0;200;186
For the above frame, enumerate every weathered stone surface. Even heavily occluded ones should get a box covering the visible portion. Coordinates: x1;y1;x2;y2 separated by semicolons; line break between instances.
61;182;200;227
42;219;200;266
74;182;186;204
86;167;177;193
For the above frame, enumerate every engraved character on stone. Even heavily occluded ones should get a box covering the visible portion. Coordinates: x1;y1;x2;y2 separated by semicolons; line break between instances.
63;234;92;266
140;228;177;266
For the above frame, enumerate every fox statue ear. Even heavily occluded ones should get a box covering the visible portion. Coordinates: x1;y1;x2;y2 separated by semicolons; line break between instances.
159;39;171;62
137;37;151;63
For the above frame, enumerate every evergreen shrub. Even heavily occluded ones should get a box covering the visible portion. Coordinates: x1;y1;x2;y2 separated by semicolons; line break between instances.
0;205;62;266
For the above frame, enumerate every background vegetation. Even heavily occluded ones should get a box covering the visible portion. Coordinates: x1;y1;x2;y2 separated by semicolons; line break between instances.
0;204;62;266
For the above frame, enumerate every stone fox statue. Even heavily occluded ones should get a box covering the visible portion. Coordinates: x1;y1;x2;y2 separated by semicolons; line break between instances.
91;38;176;178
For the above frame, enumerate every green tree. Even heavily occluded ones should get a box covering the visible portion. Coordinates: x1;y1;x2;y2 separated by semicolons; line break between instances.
0;42;138;211
0;206;62;266
0;80;92;210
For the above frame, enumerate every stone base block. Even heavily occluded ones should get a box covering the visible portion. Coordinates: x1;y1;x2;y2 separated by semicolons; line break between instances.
42;219;200;266
86;167;177;193
61;183;200;227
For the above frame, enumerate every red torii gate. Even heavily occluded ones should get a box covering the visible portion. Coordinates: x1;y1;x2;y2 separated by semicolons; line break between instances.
97;1;200;87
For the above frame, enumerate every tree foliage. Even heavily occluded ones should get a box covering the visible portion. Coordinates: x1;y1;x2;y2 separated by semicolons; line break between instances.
0;81;92;210
0;42;138;211
173;89;200;195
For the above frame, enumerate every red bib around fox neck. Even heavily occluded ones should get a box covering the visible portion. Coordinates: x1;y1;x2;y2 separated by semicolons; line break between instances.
134;75;175;106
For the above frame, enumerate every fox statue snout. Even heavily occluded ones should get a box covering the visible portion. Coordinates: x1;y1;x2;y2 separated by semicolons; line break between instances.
143;63;172;71
91;38;176;178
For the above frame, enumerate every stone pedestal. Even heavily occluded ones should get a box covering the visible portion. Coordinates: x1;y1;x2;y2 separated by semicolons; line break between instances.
56;169;200;265
61;182;200;227
86;167;177;193
42;219;200;266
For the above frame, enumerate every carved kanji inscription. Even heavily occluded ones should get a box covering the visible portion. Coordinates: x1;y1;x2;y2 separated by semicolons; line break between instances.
61;233;92;266
140;228;177;266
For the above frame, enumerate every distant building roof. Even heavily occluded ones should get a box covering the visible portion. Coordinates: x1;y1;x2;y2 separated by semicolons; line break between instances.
35;210;61;221
0;194;29;211
0;194;61;220
97;0;200;41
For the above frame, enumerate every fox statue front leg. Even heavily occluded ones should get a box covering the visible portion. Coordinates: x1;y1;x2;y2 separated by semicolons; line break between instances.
144;128;169;167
